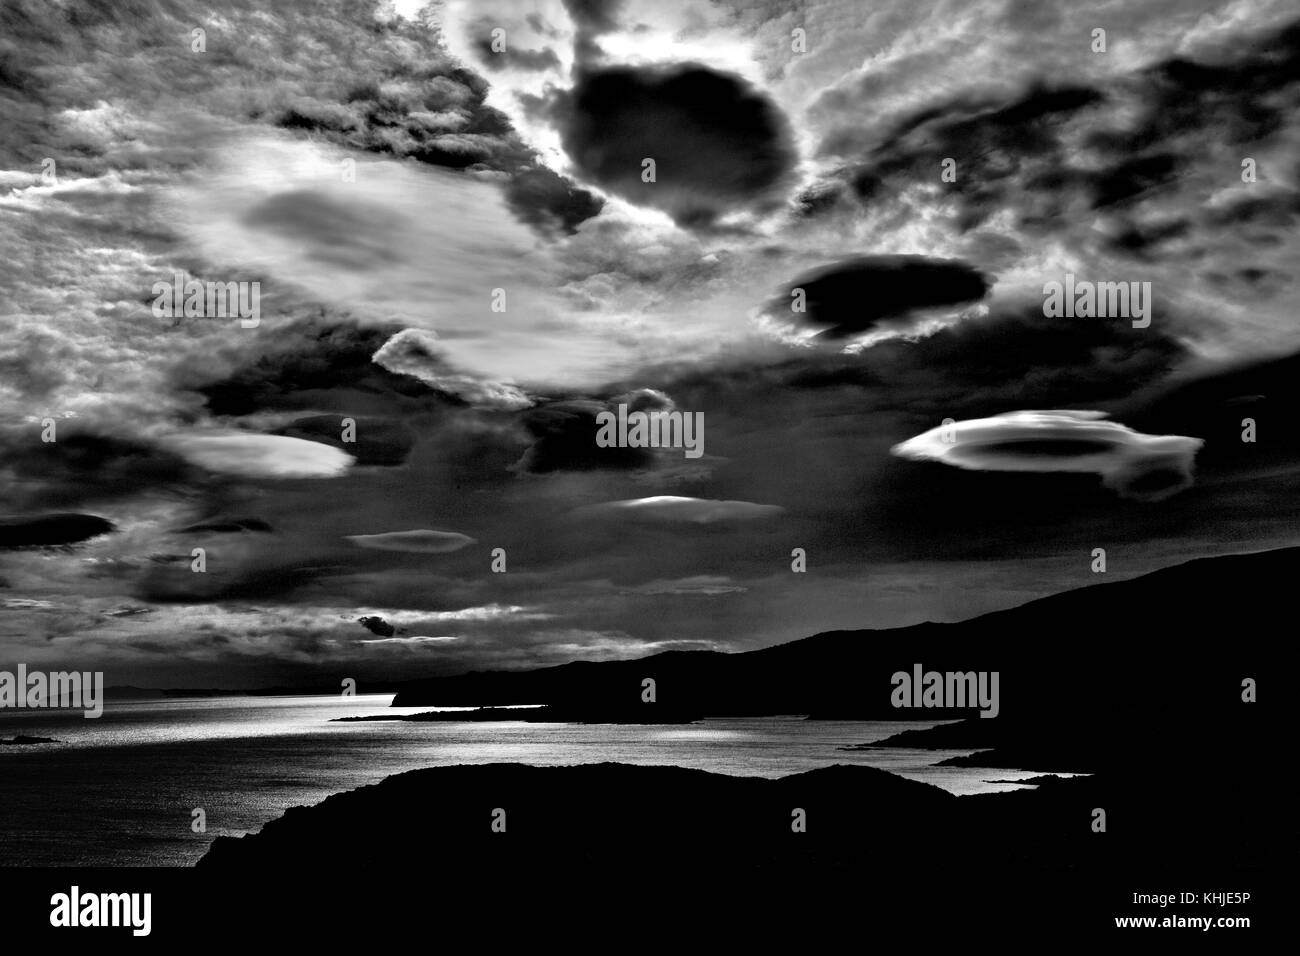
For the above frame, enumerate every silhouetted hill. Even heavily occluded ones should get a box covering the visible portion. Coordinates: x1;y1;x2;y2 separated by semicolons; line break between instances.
197;550;1291;915
386;546;1283;774
197;760;1281;882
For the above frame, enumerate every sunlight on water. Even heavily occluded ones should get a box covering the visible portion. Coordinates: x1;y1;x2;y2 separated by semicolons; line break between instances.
0;695;1080;866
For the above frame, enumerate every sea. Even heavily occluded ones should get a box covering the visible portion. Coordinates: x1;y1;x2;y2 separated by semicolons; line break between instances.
0;695;1062;866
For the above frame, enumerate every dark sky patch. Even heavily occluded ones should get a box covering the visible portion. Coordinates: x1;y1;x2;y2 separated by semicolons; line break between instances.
1115;348;1300;478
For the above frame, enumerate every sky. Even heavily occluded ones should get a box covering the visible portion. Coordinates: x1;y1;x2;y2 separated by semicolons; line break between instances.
1;0;1298;686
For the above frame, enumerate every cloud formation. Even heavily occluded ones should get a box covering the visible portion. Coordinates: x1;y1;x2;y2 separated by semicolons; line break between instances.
578;496;785;523
0;513;115;548
372;329;533;411
891;410;1204;500
773;255;992;339
166;434;355;479
345;530;478;554
555;63;796;227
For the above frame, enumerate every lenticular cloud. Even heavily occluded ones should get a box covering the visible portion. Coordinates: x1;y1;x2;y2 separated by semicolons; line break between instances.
890;411;1204;500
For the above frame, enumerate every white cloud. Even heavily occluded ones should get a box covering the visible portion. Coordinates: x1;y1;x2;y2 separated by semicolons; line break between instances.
167;433;354;478
345;530;477;553
372;329;533;410
579;495;785;523
891;410;1204;499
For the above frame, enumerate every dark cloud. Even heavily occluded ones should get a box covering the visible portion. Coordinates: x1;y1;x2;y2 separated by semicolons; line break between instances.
504;164;606;236
561;0;625;61
1123;20;1300;152
773;255;991;338
0;431;197;509
135;561;347;604
512;398;659;474
470;38;562;72
808;18;1300;245
0;513;114;548
187;323;438;418
814;84;1105;232
357;615;397;637
263;41;604;234
556;64;796;227
562;0;624;33
177;518;274;534
782;301;1188;416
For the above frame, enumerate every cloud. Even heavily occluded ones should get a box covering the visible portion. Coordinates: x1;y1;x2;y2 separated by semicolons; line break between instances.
772;255;992;339
2;597;56;610
512;399;652;473
357;614;397;637
578;496;785;523
359;634;460;645
419;604;539;621
271;416;415;467
510;389;690;475
189;322;436;418
468;25;563;72
561;0;625;35
0;430;197;509
240;189;415;269
0;513;114;548
555;63;796;227
166;433;355;479
177;518;274;534
243;13;604;236
372;329;533;410
502;163;605;235
345;530;478;553
634;575;748;595
891;410;1204;500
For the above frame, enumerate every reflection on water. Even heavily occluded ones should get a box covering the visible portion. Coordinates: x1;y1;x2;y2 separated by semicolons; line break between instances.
0;695;1077;866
